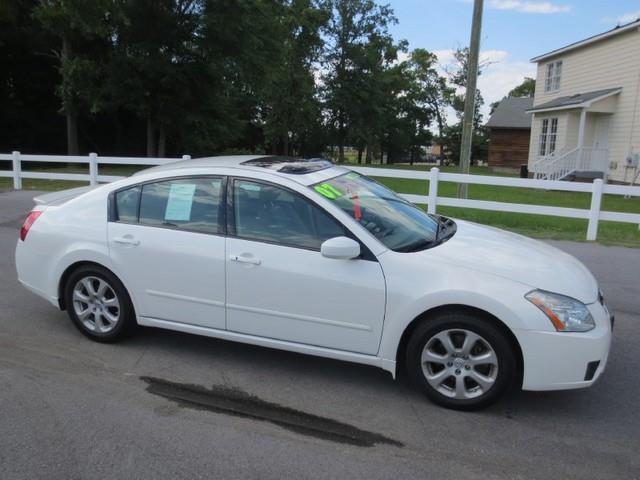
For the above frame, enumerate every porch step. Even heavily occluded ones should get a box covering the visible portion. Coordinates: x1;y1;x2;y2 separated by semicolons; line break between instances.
562;170;605;182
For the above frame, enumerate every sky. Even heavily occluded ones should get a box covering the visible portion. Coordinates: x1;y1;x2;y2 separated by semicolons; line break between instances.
388;0;640;120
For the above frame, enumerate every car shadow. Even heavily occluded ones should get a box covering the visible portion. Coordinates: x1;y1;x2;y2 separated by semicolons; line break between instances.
111;324;621;420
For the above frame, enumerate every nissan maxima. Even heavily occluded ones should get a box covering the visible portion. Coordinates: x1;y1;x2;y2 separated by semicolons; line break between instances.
15;156;613;410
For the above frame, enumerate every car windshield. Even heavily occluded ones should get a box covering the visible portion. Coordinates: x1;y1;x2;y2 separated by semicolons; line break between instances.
311;172;450;252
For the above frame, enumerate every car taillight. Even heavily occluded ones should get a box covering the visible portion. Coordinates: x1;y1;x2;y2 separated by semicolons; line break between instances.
20;210;43;241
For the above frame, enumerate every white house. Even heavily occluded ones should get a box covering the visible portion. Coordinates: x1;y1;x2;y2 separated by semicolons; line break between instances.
527;19;640;183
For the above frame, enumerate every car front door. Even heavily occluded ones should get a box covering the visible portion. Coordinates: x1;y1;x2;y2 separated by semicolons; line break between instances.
108;176;226;330
225;178;386;355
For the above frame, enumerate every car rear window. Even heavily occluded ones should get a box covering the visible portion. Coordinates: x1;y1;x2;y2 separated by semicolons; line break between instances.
113;178;224;235
138;178;223;234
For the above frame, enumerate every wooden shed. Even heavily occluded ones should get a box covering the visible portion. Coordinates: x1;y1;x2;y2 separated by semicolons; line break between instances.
486;97;533;170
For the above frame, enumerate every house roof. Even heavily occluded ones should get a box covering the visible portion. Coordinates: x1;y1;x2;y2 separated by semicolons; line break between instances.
526;87;622;113
531;18;640;62
486;97;533;129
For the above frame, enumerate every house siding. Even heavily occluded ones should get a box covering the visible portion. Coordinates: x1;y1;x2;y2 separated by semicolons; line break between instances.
529;27;640;181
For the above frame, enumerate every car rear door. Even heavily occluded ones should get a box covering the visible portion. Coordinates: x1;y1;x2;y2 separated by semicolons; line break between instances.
225;178;386;355
107;176;226;330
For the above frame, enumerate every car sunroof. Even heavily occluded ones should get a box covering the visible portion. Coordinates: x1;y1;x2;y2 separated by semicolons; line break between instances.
241;156;333;174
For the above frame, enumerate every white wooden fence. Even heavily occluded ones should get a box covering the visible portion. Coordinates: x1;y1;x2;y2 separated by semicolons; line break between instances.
349;167;640;241
1;151;639;241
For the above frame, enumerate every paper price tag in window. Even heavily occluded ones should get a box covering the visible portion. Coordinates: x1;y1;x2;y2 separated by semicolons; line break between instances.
314;183;343;199
165;183;196;221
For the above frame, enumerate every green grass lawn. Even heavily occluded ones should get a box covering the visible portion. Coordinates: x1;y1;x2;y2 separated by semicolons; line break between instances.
359;164;640;248
2;162;639;247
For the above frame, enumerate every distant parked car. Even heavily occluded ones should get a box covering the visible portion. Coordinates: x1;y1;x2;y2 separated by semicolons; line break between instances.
15;156;613;410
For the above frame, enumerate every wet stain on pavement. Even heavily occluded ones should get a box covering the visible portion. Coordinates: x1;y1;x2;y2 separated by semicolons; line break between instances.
141;376;403;448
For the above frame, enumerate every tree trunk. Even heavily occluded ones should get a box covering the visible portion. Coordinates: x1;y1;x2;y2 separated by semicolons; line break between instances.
434;105;446;164
146;117;156;157
410;148;415;166
65;109;79;156
357;146;363;164
282;134;289;157
61;35;79;155
157;125;166;158
365;140;373;164
114;113;124;154
337;113;346;163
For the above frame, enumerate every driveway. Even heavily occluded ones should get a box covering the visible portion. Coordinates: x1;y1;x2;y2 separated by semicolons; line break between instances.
1;189;639;479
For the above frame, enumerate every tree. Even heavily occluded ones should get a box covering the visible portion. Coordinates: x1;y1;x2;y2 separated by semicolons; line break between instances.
448;47;484;127
405;48;452;163
103;0;204;157
0;0;64;153
508;77;535;98
34;0;118;155
260;0;329;157
322;0;398;163
2;0;494;163
441;47;488;165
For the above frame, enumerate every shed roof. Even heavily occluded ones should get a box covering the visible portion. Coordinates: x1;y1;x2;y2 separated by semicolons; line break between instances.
486;97;533;129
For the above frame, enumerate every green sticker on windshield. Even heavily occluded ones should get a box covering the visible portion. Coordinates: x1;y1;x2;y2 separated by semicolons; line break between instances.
346;172;359;179
314;183;343;199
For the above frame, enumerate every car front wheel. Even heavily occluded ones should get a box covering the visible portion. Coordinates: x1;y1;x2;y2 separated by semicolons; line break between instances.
406;311;516;410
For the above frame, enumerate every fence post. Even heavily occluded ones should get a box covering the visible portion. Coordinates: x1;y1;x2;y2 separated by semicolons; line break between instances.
428;167;439;214
586;178;603;241
182;154;191;161
12;151;22;190
89;152;98;186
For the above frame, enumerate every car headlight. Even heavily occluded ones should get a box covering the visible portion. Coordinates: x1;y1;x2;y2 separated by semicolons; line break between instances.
525;290;595;332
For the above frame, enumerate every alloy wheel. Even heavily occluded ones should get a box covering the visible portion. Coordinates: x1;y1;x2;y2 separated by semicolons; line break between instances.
421;329;499;399
72;276;121;334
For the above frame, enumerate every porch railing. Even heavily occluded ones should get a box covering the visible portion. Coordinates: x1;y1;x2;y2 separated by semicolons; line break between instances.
531;146;609;181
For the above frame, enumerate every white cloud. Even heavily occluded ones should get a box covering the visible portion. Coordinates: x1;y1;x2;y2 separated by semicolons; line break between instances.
395;50;411;64
433;49;536;123
489;0;570;14
602;11;640;24
461;0;571;14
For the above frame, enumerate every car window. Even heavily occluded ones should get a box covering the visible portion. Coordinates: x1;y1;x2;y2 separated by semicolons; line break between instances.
115;185;141;223
311;172;441;252
233;179;345;249
137;178;223;234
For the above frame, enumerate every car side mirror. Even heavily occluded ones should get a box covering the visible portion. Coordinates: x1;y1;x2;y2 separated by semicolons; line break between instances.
320;236;361;260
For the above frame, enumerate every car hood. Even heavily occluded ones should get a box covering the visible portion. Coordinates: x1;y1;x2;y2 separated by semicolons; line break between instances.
423;220;598;304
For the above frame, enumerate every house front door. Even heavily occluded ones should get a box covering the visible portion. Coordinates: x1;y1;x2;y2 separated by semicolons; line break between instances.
592;116;610;173
593;116;610;150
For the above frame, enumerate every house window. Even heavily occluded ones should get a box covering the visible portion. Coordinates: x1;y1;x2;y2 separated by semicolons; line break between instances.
539;118;558;156
548;118;558;153
544;60;562;92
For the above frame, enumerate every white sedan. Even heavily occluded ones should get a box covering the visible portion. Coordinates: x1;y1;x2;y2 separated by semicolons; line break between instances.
15;156;613;410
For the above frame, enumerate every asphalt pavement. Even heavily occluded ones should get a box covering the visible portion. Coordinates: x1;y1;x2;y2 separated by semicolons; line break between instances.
1;189;639;479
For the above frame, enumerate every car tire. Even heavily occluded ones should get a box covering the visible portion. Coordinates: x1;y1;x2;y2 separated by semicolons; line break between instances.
406;311;516;410
64;265;136;343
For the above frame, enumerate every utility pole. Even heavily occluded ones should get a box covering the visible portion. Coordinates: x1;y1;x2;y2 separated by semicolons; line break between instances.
457;0;483;198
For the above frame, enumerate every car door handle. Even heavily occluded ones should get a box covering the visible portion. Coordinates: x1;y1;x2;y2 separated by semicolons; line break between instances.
113;235;140;246
229;254;261;265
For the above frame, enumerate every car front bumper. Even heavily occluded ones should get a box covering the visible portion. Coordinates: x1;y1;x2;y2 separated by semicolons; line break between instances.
517;300;613;391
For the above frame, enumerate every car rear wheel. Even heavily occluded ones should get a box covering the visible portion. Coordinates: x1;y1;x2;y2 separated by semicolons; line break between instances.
406;311;516;410
64;265;136;342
